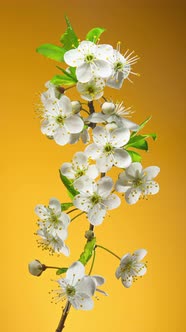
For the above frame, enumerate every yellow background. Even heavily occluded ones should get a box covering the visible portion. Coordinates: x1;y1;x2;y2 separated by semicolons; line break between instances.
1;1;185;331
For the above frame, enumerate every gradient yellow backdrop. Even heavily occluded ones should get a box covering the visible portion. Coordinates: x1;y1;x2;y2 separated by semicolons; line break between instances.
1;1;185;331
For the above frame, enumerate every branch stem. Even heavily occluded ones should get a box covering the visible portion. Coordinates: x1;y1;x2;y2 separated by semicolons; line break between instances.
71;211;85;222
96;244;121;260
55;301;71;332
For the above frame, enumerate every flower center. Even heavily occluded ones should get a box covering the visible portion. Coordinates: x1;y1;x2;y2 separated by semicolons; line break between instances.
121;261;133;273
56;115;64;125
104;143;113;154
133;178;143;187
66;285;76;297
114;61;124;71
76;169;85;177
91;193;101;205
87;86;94;94
85;54;94;63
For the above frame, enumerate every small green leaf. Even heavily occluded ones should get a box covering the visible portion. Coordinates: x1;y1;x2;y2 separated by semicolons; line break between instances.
60;16;79;50
61;203;73;211
86;27;105;43
36;44;66;62
79;238;96;265
125;133;157;150
56;267;68;275
127;150;142;162
50;74;76;86
59;172;79;199
131;116;152;137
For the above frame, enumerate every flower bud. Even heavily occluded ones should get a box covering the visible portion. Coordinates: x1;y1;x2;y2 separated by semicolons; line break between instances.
71;101;81;113
101;102;115;115
28;260;45;277
85;230;95;241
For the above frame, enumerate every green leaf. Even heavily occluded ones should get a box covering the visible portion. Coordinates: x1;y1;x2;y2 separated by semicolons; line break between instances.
125;133;157;150
60;16;79;50
131;116;152;137
86;27;105;43
61;203;73;211
59;172;79;199
50;74;76;86
127;150;142;162
79;238;96;265
36;44;66;62
56;267;68;275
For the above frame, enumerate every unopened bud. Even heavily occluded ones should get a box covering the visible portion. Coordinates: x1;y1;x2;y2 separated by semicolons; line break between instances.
71;101;81;113
85;230;95;241
28;259;46;277
101;102;115;115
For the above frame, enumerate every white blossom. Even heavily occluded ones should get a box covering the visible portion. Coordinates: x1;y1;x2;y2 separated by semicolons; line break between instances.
40;95;84;146
106;45;139;89
60;152;98;180
64;41;113;83
73;176;121;226
69;125;90;145
115;162;160;204
85;125;132;172
53;261;105;310
77;77;105;101
35;198;70;256
115;249;147;288
41;81;62;107
28;260;44;277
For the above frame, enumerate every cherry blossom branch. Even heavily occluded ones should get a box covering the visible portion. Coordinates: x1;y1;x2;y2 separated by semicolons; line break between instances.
55;301;71;332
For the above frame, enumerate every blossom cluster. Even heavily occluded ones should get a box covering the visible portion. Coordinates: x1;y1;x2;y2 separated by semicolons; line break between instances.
29;20;160;326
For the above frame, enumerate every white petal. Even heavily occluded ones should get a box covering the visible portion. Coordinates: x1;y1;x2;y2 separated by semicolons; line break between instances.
54;127;70;146
93;59;112;78
71;294;94;310
110;128;130;147
85;143;102;160
143;181;159;195
143;166;160;180
66;261;85;285
41;119;58;136
77;276;96;297
60;163;75;179
59;244;70;257
59;95;72;116
69;133;80;144
87;204;106;226
121;275;133;288
133;263;147;276
115;173;131;193
93;126;109;145
106;71;125;89
73;195;91;212
120;118;139;131
73;152;88;169
91;275;105;286
81;129;90;144
64;115;84;134
125;188;141;204
64;48;83;67
96;153;114;172
133;249;147;261
113;149;132;168
97;176;113;198
73;176;95;195
49;198;61;215
87;113;106;123
35;204;49;219
115;267;121;279
86;165;99;179
59;212;70;227
95;288;108;296
125;162;143;179
103;194;121;210
96;44;113;59
76;63;92;83
120;254;131;265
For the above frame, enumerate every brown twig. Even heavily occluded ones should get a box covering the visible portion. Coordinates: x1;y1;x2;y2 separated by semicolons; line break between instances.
55;301;71;332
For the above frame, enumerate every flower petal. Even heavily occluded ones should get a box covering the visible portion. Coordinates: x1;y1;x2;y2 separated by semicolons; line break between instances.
133;263;147;276
66;261;85;285
73;152;88;169
77;276;96;297
96;153;114;172
76;63;92;83
93;126;109;145
110;128;130;147
121;275;133;288
73;176;95;195
49;198;61;215
64;115;84;134
54;127;70;146
58;95;72;116
125;188;141;204
143;166;160;180
71;294;94;310
64;48;83;67
87;204;106;226
73;195;91;212
143;181;159;195
97;176;113;198
35;204;49;219
93;59;112;78
60;163;75;179
85;143;102;160
125;162;143;179
86;165;99;179
91;275;105;286
102;194;121;210
113;149;132;168
133;249;147;261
